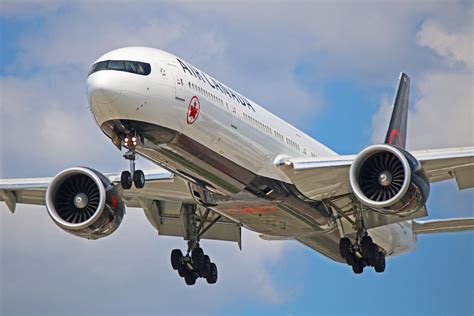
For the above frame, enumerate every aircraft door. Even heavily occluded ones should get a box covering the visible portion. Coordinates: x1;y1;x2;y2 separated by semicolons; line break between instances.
231;105;238;130
173;69;186;101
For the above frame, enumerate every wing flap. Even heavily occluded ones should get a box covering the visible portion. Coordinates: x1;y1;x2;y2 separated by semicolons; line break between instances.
140;199;242;247
454;165;474;190
155;216;241;243
0;190;17;213
413;218;474;234
0;177;51;213
276;155;354;200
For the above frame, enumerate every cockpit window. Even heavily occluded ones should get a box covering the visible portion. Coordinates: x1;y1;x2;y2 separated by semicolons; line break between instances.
88;60;151;76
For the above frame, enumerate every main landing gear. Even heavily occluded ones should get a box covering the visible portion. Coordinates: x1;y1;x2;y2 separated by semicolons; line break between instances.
170;207;220;285
120;133;145;190
333;201;386;274
170;245;218;286
339;235;386;274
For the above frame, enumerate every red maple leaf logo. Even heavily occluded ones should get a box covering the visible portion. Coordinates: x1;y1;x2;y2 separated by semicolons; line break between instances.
187;96;200;124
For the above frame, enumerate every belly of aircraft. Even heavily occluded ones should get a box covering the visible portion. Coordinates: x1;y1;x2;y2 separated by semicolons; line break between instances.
100;120;334;237
98;119;413;262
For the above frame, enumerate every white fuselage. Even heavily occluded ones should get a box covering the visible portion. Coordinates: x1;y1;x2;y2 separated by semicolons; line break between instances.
87;47;416;261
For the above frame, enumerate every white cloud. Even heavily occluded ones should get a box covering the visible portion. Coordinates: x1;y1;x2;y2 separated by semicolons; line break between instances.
370;97;392;144
0;0;65;17
417;20;473;68
0;76;119;177
371;16;473;150
409;71;473;149
1;204;290;314
7;1;462;127
1;1;473;314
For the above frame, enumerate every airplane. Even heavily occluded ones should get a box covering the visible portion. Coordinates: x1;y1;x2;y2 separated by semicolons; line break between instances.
1;47;473;286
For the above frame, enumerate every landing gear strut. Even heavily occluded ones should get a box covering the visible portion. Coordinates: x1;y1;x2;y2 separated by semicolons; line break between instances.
120;133;145;190
335;202;386;274
170;206;220;285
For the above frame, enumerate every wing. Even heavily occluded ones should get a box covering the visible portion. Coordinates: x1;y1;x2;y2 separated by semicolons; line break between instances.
276;155;354;200
0;170;191;212
411;147;474;189
276;146;474;232
277;146;474;201
413;218;474;234
0;169;241;245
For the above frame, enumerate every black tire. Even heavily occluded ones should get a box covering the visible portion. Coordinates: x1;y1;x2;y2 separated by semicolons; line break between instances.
206;263;218;284
366;244;379;266
352;260;364;274
171;249;183;270
121;171;132;190
184;272;197;285
345;253;356;266
374;251;386;273
339;237;352;259
133;170;145;189
178;266;186;278
361;236;376;261
201;255;211;278
192;247;205;270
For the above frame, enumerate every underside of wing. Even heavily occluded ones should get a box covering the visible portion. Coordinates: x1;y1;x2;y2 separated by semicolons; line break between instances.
0;177;51;211
0;169;192;213
276;155;355;200
276;146;474;202
411;146;474;189
0;168;242;246
413;218;474;234
276;145;473;231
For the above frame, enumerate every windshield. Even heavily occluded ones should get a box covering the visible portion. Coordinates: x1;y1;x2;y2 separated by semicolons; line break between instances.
88;60;151;76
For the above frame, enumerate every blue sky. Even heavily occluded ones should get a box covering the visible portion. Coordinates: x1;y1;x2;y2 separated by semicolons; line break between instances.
1;1;473;315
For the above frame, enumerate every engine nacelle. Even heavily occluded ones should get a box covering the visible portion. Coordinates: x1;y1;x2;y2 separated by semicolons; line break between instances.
46;167;125;239
349;144;430;214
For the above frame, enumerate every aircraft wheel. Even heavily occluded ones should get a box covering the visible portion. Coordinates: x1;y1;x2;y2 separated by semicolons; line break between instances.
206;263;218;284
133;170;145;189
361;236;374;257
201;255;211;278
171;249;183;270
374;251;386;273
192;247;205;270
184;272;197;285
351;260;364;274
178;266;187;278
345;253;356;266
339;237;352;259
120;171;132;190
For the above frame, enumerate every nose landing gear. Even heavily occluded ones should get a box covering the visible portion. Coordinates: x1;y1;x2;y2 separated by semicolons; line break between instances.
120;133;145;190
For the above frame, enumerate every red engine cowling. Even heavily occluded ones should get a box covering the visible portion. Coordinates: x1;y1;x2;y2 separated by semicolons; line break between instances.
349;144;430;214
45;167;125;239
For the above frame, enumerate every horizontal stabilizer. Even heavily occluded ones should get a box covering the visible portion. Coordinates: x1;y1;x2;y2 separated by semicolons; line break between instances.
413;218;474;235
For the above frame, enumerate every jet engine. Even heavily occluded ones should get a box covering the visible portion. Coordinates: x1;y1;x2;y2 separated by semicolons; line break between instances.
349;144;430;214
45;167;125;239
